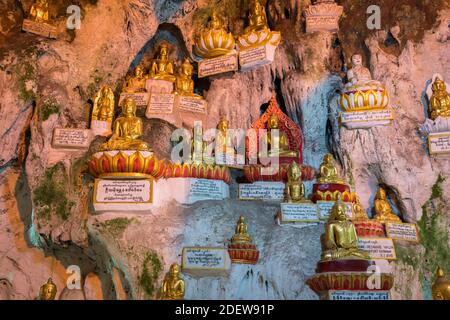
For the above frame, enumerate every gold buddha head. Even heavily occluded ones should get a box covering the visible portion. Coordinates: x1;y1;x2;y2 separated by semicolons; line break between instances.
351;54;363;67
329;196;349;222
432;78;447;94
250;0;264;15
168;263;180;278
158;44;169;59
268;113;280;129
122;98;137;116
36;0;49;7
288;161;301;182
323;153;334;164
179;58;193;77
217;117;229;132
376;187;387;200
433;266;450;300
134;66;144;78
40;278;57;300
209;10;222;29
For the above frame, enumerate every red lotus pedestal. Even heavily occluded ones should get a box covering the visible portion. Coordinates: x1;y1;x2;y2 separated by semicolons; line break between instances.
228;243;259;265
243;162;315;183
165;162;231;184
312;182;355;203
353;220;386;238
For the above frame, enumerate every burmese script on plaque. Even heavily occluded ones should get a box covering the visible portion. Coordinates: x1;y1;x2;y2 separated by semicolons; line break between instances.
95;180;152;203
238;182;284;200
52;128;91;149
358;237;396;260
198;54;238;78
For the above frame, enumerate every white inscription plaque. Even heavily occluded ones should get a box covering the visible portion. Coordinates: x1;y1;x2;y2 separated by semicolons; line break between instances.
328;290;391;300
238;182;285;201
428;132;450;155
52;128;91;149
358;237;396;260
385;223;419;242
181;247;231;278
280;202;320;223
198;53;238;78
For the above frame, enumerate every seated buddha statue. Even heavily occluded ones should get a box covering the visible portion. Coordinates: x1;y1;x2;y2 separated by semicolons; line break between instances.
92;85;115;122
160;263;185;300
174;59;202;99
352;196;369;221
123;66;147;93
245;0;269;34
231;216;253;244
260;113;298;158
432;266;450;300
345;54;380;88
29;0;49;23
285;162;306;203
317;153;346;184
99;98;150;151
39;278;57;300
149;44;176;82
372;187;402;223
215;117;235;157
320;196;370;261
429;78;450;120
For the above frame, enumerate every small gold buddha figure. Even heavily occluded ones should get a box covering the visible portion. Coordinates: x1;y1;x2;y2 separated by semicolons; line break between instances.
372;187;402;223
92;85;115;122
317;153;345;184
100;98;150;151
123;66;147;93
260;113;298;158
320;196;370;261
195;10;235;59
149;44;176;82
245;0;269;34
231;216;253;244
285;162;306;203
189;123;208;164
432;266;450;300
215;117;235;156
160;263;185;300
429;78;450;120
29;0;49;23
352;196;369;221
39;278;57;300
174;59;201;98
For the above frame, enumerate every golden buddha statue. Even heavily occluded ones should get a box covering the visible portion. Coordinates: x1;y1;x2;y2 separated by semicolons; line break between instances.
92;85;115;122
245;0;269;34
372;187;402;223
352;196;369;221
195;10;235;59
160;263;185;300
99;98;150;151
432;266;450;300
260;113;298;158
320;196;370;261
123;66;147;93
215;117;235;156
39;278;57;300
174;59;201;98
149;44;176;82
29;0;49;23
285;162;306;203
317;153;346;184
231;216;253;244
429;78;450;120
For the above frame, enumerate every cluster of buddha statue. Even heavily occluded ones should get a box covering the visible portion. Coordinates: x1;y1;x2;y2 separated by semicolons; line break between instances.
284;162;306;203
29;0;49;23
317;153;346;184
99;97;150;152
159;263;185;300
320;196;370;261
428;77;450;120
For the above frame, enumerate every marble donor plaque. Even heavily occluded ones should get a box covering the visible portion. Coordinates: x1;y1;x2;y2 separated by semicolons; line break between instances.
340;109;394;129
317;201;353;220
176;96;207;114
428;132;450;155
198;53;238;78
146;93;175;115
52;128;91;149
93;179;153;212
327;290;391;300
22;19;57;38
239;44;276;71
358;237;396;260
119;92;150;107
187;178;229;204
385;223;419;242
280;202;320;223
181;247;232;278
238;182;285;201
